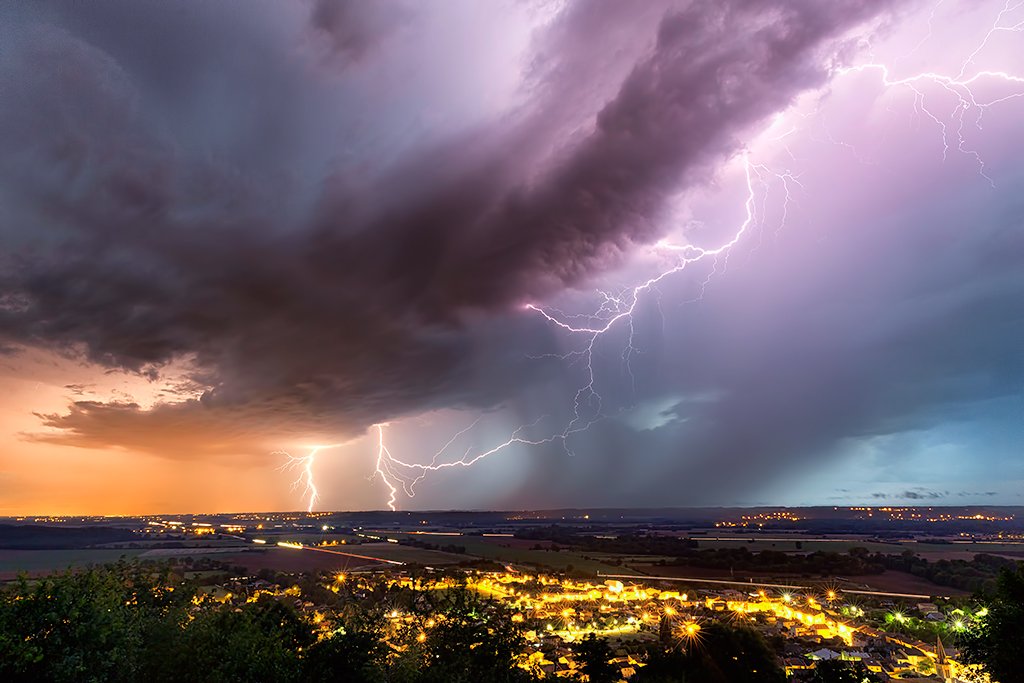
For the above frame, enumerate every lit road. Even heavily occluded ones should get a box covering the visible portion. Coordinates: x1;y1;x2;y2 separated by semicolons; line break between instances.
269;539;405;566
597;573;936;600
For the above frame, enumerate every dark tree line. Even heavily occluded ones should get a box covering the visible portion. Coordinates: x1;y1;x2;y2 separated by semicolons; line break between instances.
876;551;1016;593
633;623;785;683
516;527;700;556
662;547;884;576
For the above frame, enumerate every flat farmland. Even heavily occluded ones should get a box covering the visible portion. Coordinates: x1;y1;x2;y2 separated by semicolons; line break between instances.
897;541;1024;560
350;543;470;565
216;543;467;574
0;549;146;579
691;537;1024;558
623;563;808;581
94;539;249;549
216;548;380;574
138;547;254;558
839;571;969;597
453;537;622;574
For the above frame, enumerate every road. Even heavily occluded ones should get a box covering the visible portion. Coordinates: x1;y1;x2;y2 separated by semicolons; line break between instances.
597;572;939;600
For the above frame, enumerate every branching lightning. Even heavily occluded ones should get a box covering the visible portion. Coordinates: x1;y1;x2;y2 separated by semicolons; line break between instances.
282;1;1024;512
844;0;1023;185
277;444;342;513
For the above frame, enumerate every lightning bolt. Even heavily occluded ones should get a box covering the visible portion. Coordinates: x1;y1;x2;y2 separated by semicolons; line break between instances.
373;424;400;512
351;154;791;511
835;64;1024;185
837;0;1024;185
284;1;1024;512
276;444;343;513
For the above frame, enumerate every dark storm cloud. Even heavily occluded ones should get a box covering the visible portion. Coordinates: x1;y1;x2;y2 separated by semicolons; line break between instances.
0;1;896;456
370;0;892;313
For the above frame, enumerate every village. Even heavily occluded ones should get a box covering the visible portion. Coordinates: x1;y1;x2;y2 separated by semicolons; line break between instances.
204;567;988;682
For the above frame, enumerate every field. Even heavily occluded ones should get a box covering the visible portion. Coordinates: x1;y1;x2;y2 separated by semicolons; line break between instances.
215;549;379;575
216;543;469;574
691;536;1024;558
623;563;807;580
349;542;472;565
451;537;623;573
0;549;146;579
138;547;255;558
840;570;969;597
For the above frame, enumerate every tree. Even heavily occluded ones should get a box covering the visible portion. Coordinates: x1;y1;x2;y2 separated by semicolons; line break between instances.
413;587;537;683
632;647;691;683
848;547;869;560
162;596;310;683
572;634;618;683
0;562;194;683
687;624;785;683
636;624;783;683
810;660;882;683
961;563;1024;683
302;616;389;683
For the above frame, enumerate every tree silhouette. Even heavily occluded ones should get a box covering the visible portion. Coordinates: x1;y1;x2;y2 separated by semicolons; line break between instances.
961;563;1024;683
810;660;882;683
572;633;618;683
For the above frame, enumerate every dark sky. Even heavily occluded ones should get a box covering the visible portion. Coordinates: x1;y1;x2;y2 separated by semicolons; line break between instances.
0;0;1021;514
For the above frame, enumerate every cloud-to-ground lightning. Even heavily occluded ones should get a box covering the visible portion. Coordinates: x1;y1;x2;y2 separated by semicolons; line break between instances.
283;154;794;512
277;445;339;513
283;1;1024;512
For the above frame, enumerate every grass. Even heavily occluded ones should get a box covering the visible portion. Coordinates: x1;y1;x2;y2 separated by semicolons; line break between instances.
450;538;623;574
0;549;147;575
347;543;470;565
692;537;1024;556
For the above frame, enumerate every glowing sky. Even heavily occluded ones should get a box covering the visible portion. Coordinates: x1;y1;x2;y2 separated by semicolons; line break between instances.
1;0;1022;514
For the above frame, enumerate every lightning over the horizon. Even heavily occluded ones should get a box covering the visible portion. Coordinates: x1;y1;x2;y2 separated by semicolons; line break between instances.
279;0;1024;512
278;446;334;513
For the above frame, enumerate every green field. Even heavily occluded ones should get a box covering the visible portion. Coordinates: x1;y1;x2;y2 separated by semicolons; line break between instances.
0;549;146;575
346;543;471;565
692;537;1024;556
94;539;249;549
902;541;1024;555
451;538;622;574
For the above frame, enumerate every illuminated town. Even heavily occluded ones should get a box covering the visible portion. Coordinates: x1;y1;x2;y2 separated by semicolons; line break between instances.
200;564;991;681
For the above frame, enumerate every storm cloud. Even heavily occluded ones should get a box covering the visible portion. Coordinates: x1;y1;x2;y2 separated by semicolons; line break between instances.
0;0;1020;510
1;2;892;436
